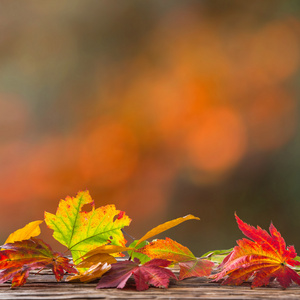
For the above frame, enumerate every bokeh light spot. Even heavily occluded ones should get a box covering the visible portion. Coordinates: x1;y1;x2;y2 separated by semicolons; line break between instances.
79;119;139;187
185;107;247;174
248;20;300;85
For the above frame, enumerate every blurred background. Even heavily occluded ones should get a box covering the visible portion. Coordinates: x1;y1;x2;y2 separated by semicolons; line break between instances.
1;0;300;255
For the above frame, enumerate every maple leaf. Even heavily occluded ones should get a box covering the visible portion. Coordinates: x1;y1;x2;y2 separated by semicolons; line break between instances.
0;238;77;287
213;214;300;289
97;258;177;291
4;220;43;245
137;237;214;280
44;191;131;263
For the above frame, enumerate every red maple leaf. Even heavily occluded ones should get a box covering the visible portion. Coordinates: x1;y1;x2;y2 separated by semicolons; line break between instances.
97;258;177;291
213;214;300;289
0;238;77;287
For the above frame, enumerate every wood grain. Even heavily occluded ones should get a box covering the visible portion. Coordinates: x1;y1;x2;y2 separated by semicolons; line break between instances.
0;266;300;299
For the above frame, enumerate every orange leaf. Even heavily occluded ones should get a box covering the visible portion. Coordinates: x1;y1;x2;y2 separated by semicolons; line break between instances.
76;253;117;269
4;220;43;245
135;215;199;248
137;237;196;262
82;245;131;258
138;238;213;279
213;214;300;289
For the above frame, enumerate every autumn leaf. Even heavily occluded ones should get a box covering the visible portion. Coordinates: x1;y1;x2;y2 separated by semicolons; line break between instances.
76;252;117;269
75;245;129;271
66;262;112;283
134;214;199;248
213;214;300;289
44;191;131;263
4;220;43;245
137;237;195;262
66;250;118;282
72;244;131;279
179;259;214;280
97;258;177;291
137;237;214;279
0;238;77;287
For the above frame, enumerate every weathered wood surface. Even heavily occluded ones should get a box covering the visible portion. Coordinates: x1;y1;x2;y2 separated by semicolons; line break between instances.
1;268;300;300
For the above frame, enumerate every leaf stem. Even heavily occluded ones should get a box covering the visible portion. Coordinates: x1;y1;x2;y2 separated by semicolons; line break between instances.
121;229;135;242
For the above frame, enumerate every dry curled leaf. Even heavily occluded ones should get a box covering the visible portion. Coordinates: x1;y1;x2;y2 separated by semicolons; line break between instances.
67;261;112;283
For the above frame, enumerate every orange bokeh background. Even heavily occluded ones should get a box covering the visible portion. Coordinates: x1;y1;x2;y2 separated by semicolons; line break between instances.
1;1;300;254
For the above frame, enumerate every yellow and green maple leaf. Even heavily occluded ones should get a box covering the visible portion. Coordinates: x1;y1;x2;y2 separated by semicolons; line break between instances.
44;191;131;263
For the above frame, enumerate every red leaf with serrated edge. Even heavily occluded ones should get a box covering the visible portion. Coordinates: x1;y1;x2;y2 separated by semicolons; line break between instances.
179;259;214;280
97;258;177;291
213;214;300;289
0;238;77;287
136;259;177;290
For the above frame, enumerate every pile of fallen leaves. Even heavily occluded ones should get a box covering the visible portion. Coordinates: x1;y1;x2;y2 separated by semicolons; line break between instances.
1;190;300;290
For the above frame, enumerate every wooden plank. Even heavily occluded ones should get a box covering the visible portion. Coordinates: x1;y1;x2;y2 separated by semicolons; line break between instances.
0;271;299;299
